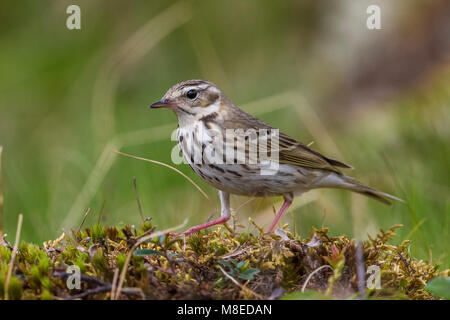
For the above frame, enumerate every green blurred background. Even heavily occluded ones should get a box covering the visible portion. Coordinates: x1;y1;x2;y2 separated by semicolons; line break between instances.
0;0;449;268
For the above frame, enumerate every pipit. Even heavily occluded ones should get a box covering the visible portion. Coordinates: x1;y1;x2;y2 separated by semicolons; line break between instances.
150;79;402;236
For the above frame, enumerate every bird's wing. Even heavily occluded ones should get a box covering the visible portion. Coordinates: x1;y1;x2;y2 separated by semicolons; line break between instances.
222;110;352;174
277;132;352;174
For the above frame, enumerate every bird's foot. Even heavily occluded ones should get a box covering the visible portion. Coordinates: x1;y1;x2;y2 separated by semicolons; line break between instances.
169;217;229;238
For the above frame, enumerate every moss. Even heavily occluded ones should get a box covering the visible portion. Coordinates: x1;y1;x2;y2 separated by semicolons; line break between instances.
7;277;23;300
0;245;11;262
38;252;51;274
28;265;41;288
0;222;447;300
116;253;127;271
40;289;53;300
91;247;108;276
188;233;206;255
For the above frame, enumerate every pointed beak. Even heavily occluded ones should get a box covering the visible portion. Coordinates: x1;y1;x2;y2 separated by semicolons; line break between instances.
149;99;177;109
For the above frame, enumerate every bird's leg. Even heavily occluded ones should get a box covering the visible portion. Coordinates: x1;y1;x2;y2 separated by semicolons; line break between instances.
171;190;231;237
267;196;293;233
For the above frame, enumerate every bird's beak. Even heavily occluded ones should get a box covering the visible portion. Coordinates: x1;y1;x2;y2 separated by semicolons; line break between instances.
149;99;177;109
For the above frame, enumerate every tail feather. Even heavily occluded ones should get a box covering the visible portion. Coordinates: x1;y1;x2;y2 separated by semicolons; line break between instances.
318;174;404;205
352;189;395;205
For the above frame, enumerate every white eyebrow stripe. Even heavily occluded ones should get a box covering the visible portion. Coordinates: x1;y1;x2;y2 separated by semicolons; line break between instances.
183;84;209;93
208;86;220;95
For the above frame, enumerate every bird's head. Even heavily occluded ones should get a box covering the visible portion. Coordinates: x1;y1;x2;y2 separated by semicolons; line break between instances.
150;80;228;123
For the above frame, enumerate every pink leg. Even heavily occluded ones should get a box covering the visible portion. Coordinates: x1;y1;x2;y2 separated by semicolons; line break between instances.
171;216;229;236
267;197;292;233
171;191;231;237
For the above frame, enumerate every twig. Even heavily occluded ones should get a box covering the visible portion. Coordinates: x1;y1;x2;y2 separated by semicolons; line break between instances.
218;265;263;299
5;213;23;300
53;271;144;300
76;208;91;236
219;246;246;260
355;241;366;299
397;251;415;274
134;226;156;243
54;271;108;286
110;268;119;300
68;284;143;300
69;285;111;299
301;265;333;292
133;177;145;223
289;241;304;254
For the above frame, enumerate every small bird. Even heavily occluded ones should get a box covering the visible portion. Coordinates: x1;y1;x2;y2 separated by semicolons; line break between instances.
150;79;402;236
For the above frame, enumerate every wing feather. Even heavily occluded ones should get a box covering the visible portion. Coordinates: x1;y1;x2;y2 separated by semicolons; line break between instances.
221;108;352;174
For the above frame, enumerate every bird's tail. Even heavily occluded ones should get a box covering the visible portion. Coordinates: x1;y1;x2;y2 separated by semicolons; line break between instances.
318;174;404;205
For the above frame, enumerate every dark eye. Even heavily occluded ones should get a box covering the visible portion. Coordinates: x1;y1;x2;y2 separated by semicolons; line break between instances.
186;89;197;99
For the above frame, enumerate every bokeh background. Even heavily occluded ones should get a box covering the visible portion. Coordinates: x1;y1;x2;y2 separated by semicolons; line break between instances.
0;0;449;268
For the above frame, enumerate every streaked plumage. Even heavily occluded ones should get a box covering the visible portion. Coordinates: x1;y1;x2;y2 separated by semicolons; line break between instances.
150;79;402;236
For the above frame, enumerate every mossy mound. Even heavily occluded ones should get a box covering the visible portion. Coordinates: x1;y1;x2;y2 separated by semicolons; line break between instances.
0;221;448;300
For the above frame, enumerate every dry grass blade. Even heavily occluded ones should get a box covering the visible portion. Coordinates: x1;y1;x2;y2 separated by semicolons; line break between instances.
291;93;343;160
62;140;120;229
92;1;193;143
218;265;263;299
115;150;210;202
243;91;295;115
234;197;255;214
77;208;91;235
5;213;23;300
112;1;193;72
188;20;230;93
301;265;333;292
114;219;188;300
110;268;119;300
133;177;145;223
405;218;427;240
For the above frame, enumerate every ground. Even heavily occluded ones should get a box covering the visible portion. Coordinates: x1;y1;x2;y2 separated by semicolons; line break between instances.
0;219;448;300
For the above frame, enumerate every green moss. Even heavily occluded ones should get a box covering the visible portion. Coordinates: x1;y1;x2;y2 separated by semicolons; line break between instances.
38;252;51;274
91;247;108;276
18;242;41;264
7;277;23;300
188;233;206;255
116;253;127;271
0;245;11;261
0;222;447;300
0;273;5;298
238;232;249;244
40;289;53;300
74;253;89;274
91;224;106;243
28;265;41;288
40;277;52;291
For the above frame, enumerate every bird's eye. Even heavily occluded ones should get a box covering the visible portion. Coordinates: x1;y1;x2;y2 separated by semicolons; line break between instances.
186;89;197;99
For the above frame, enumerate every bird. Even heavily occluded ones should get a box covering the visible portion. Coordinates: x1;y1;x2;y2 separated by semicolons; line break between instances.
149;79;402;236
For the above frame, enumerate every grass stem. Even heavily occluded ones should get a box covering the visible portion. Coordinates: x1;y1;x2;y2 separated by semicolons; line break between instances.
4;213;23;300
